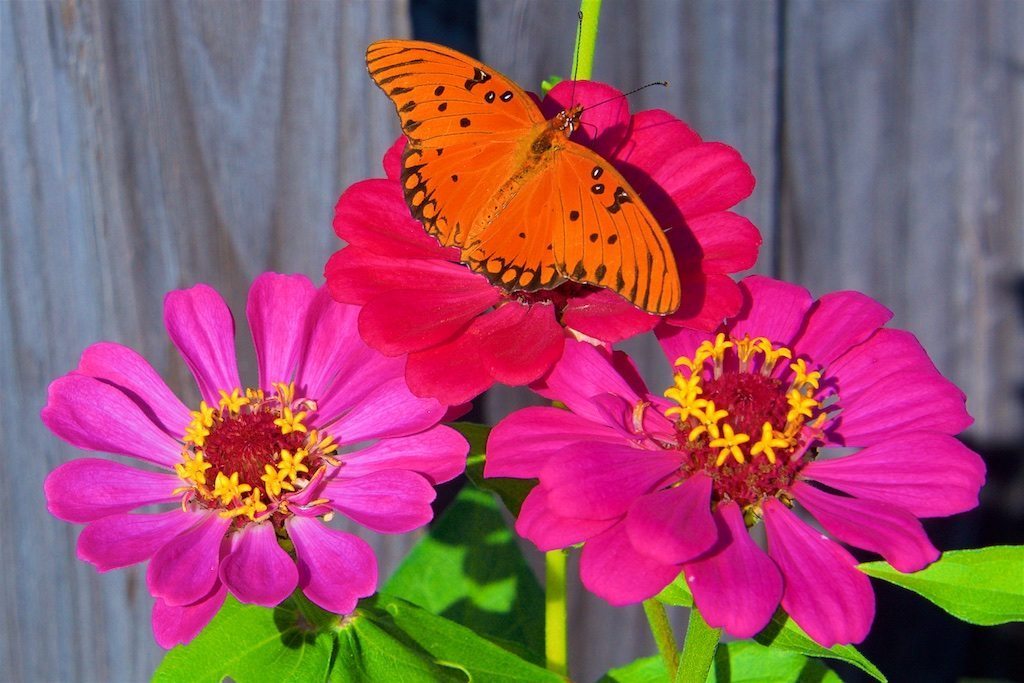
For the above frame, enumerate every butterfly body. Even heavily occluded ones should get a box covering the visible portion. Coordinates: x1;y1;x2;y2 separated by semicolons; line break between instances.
368;40;681;314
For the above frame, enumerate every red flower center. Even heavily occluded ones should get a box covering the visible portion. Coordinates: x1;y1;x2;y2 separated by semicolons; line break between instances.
662;333;827;514
174;384;339;525
203;410;307;493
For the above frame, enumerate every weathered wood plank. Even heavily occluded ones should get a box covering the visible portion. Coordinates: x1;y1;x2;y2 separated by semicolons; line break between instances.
1;1;408;680
781;0;1024;440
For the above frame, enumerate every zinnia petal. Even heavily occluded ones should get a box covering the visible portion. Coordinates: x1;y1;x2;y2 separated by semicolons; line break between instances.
220;523;298;607
152;582;227;649
147;512;231;607
357;276;500;356
683;502;782;638
287;515;377;614
164;284;241;405
535;340;648;423
801;432;985;518
246;273;316;390
406;302;563;404
323;470;435;533
579;521;681;605
792;290;892;367
44;458;179;523
341;426;468;485
515;487;616;551
41;375;183;468
793;482;938;573
542;441;680;520
827;329;972;444
78;510;199;571
763;499;874;647
625;474;716;565
728;276;813;346
485;405;623;479
75;342;191;437
325;376;444;441
293;289;366;399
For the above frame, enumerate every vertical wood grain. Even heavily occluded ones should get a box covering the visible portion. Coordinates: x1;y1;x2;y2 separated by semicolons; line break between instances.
1;1;408;680
781;0;1024;440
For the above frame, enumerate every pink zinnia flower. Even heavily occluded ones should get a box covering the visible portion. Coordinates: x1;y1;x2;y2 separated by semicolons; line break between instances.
43;273;467;648
486;275;985;647
325;81;760;405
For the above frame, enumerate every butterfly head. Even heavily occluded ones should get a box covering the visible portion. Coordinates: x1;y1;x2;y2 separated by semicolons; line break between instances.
556;104;585;137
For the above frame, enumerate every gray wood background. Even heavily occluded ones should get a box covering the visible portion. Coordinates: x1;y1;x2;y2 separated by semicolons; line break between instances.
2;1;1021;681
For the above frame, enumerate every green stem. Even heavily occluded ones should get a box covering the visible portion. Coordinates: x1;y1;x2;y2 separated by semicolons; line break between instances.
545;550;568;677
675;608;722;683
642;599;679;680
571;0;603;80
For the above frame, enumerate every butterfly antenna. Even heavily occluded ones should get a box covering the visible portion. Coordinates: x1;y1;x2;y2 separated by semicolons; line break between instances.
570;10;584;108
579;81;669;115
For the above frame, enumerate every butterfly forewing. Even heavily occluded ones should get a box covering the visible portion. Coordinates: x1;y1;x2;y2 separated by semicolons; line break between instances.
367;40;542;147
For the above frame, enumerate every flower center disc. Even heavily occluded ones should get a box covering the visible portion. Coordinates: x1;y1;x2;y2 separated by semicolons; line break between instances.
663;334;828;512
203;410;306;492
174;384;339;524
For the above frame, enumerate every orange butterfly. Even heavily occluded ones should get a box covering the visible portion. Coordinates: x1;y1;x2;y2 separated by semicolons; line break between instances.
366;39;681;315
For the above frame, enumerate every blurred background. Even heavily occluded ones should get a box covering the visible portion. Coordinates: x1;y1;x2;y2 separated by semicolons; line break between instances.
2;0;1022;681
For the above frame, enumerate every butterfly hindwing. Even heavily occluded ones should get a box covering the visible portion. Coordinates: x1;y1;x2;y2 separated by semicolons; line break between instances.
461;173;566;292
462;141;680;314
551;147;680;314
367;40;543;148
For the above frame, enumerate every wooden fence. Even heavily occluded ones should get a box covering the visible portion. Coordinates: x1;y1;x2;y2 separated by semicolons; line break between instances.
2;1;1021;681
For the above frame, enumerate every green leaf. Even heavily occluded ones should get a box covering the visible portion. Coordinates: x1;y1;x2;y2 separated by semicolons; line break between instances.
598;643;842;683
153;593;336;683
597;654;666;683
332;612;464;683
755;611;885;682
655;573;694;607
541;75;563;94
707;641;843;682
455;421;535;516
859;546;1024;626
653;573;882;680
356;594;564;682
384;484;545;662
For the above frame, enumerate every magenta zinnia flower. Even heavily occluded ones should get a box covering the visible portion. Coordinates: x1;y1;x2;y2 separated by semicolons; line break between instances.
43;273;467;648
325;80;760;405
486;275;984;647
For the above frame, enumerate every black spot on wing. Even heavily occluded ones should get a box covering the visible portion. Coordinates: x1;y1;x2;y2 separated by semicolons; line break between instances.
464;67;492;91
